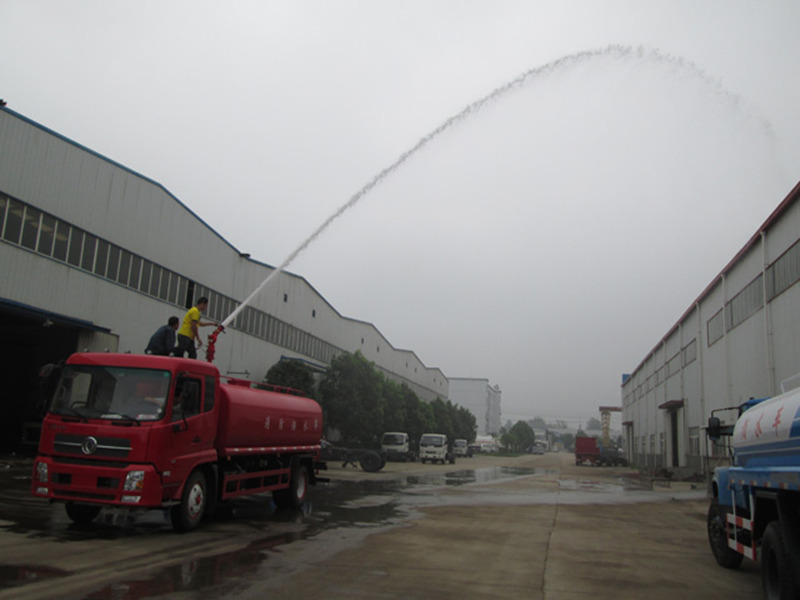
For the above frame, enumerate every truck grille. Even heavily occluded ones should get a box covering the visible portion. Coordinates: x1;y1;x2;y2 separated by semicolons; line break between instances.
53;434;131;458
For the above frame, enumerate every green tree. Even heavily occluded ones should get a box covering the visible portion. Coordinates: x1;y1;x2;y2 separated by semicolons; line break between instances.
586;417;603;430
453;404;477;442
381;378;406;433
403;386;434;446
264;359;317;398
318;351;384;447
531;416;547;430
430;398;454;440
502;420;536;452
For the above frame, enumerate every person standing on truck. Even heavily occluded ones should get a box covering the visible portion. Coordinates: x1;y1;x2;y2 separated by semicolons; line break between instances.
145;316;179;356
175;297;214;359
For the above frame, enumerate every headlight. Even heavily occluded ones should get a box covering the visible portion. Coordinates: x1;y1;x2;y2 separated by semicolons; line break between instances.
36;462;48;483
123;470;145;492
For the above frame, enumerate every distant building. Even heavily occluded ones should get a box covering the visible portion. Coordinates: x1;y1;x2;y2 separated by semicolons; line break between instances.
449;378;502;436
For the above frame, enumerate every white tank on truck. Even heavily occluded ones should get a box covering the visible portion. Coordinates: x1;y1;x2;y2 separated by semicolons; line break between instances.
706;375;800;598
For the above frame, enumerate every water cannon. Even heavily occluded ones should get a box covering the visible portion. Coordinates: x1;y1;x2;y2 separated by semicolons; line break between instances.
205;324;225;363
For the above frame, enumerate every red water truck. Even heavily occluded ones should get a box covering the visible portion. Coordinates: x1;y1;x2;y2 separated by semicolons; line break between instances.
31;352;326;531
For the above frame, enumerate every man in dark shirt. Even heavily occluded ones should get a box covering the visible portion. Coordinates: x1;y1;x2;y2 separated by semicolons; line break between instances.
145;317;179;356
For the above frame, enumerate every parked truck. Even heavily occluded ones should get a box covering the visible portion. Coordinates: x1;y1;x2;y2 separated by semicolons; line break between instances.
706;379;800;598
380;432;416;462
31;352;326;532
419;433;455;464
574;435;627;466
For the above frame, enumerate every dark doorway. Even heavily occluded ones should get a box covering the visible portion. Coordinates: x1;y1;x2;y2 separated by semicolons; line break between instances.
0;303;84;453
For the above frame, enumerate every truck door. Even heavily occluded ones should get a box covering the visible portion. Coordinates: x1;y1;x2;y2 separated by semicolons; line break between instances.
162;375;216;498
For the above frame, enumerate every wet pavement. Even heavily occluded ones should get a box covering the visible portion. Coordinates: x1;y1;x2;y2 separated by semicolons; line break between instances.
0;453;744;600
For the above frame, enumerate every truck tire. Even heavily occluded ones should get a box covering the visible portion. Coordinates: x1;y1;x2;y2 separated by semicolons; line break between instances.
65;503;101;526
707;501;743;569
274;463;309;509
172;470;207;532
762;521;799;600
360;451;383;473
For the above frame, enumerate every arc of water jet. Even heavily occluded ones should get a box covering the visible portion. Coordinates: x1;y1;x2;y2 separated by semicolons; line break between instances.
220;44;768;330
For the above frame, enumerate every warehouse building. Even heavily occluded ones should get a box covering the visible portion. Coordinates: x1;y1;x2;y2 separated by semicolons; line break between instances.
621;182;800;474
0;107;452;450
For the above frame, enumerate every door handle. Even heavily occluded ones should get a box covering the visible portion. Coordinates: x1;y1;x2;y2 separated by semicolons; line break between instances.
192;436;202;444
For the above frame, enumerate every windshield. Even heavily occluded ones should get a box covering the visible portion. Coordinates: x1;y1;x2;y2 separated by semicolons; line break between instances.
50;365;171;422
420;435;444;447
454;440;467;448
382;434;405;445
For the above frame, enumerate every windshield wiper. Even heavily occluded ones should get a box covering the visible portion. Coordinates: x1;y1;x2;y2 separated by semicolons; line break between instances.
56;407;89;422
103;413;141;426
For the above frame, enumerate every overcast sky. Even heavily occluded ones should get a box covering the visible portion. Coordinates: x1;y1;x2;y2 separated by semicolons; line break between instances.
2;1;799;426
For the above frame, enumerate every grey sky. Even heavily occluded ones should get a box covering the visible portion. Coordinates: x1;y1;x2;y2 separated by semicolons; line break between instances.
2;1;799;426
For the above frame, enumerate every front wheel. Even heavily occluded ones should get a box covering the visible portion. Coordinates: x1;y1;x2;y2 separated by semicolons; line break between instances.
171;470;207;532
762;521;799;600
707;501;743;569
65;503;101;526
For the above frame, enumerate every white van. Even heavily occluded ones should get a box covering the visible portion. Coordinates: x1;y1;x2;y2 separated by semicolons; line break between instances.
419;433;455;464
381;431;416;462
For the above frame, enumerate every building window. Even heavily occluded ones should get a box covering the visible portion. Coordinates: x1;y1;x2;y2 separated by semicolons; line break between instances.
37;214;56;256
20;206;41;250
67;229;84;267
81;233;97;271
766;239;800;301
707;308;724;346
283;293;288;302
2;198;23;244
107;245;120;281
726;274;763;331
53;221;69;261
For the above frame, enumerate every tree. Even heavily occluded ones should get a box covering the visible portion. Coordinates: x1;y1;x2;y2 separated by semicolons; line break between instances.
381;378;406;433
402;385;434;445
318;351;384;447
500;420;536;452
531;416;547;430
264;359;317;398
586;417;603;431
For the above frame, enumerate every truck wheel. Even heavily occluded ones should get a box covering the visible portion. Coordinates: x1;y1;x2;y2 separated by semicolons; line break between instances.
360;451;382;473
707;501;743;569
274;463;309;509
762;521;799;600
65;503;101;526
171;470;207;532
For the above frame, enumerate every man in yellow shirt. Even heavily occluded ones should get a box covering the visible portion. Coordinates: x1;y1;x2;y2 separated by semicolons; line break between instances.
175;297;213;359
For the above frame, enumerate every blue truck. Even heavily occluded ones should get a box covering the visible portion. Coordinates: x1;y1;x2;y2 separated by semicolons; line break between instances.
707;379;800;599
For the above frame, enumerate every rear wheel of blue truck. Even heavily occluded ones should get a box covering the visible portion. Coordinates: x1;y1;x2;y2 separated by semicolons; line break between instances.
762;521;799;600
707;501;743;569
172;470;207;532
65;503;101;526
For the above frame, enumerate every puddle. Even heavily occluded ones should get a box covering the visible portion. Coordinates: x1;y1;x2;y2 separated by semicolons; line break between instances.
0;563;68;589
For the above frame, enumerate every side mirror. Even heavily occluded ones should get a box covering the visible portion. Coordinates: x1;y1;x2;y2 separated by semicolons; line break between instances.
707;416;721;441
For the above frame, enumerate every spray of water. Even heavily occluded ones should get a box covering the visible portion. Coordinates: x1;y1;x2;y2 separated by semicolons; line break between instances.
219;44;769;330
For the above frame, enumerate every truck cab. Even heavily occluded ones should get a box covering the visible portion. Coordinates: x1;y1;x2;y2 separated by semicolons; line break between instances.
419;433;455;464
381;432;415;462
453;438;471;458
32;353;220;527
